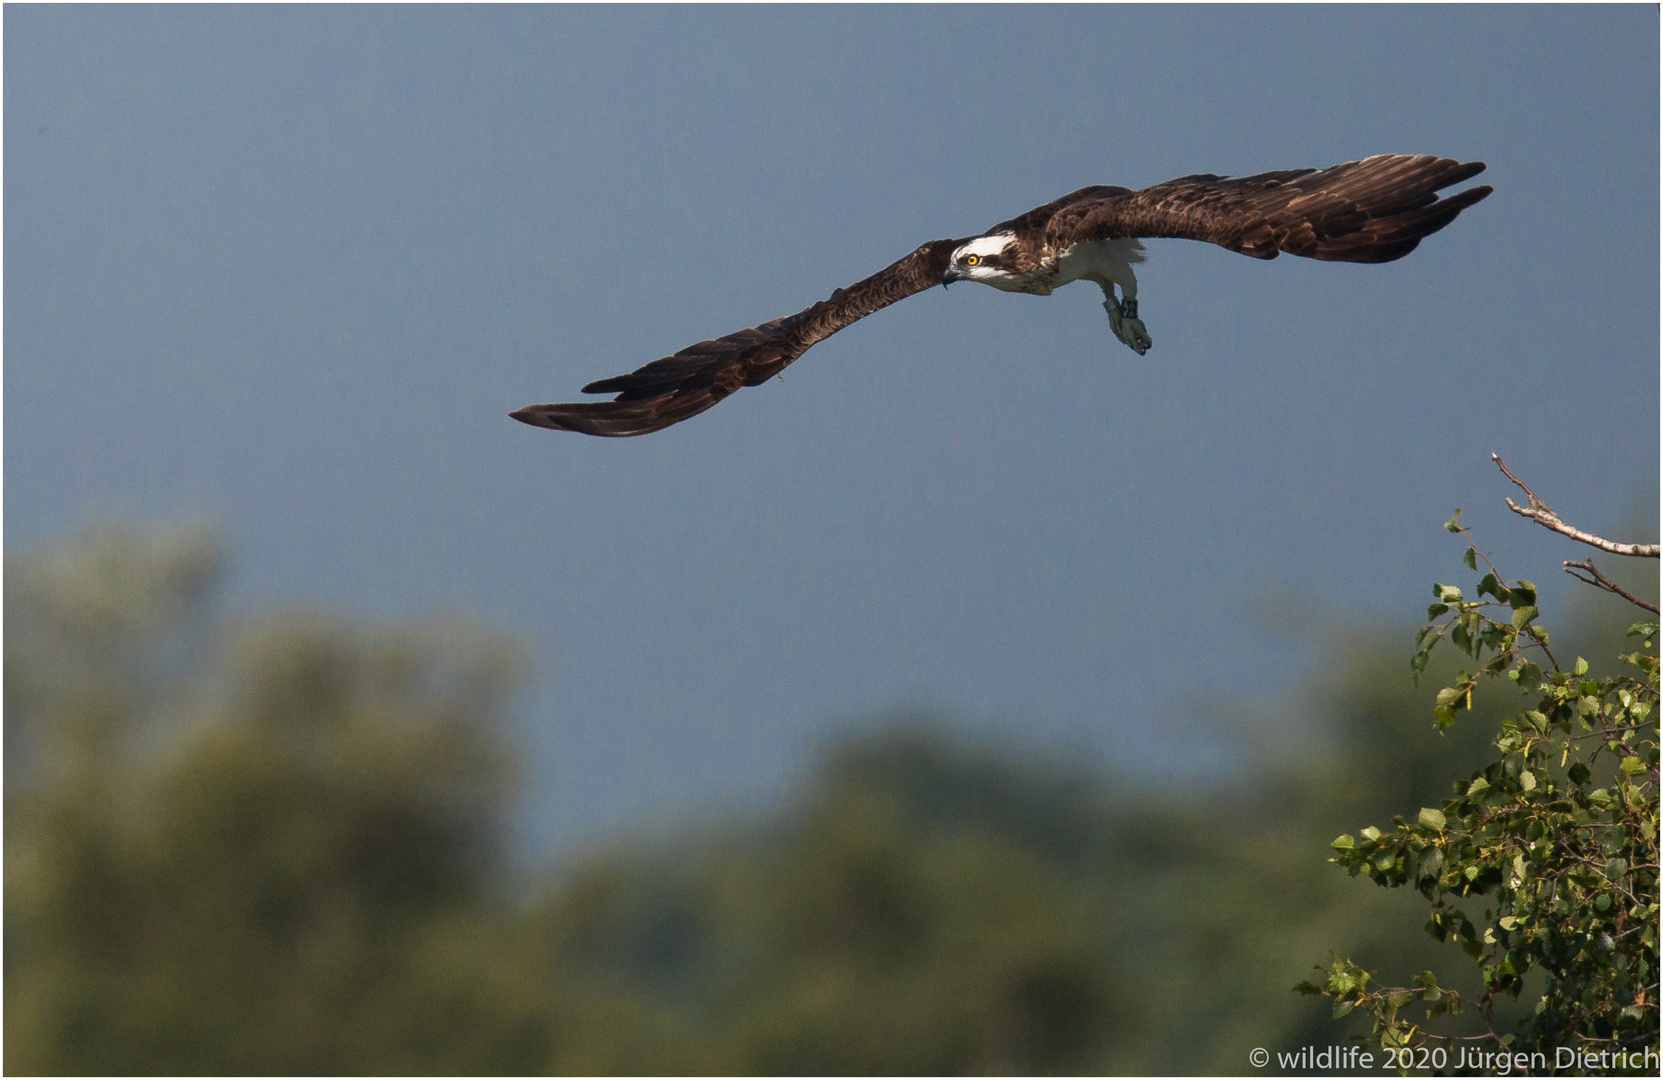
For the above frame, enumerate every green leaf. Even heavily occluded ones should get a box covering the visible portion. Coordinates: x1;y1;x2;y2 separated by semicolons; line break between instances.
1511;605;1539;630
1360;826;1381;842
1574;656;1589;675
1463;546;1478;570
1444;510;1464;532
1331;834;1355;850
1619;755;1645;775
1509;580;1537;606
1519;769;1536;792
1427;602;1449;620
1467;777;1490;796
1418;807;1447;830
1567;761;1591;785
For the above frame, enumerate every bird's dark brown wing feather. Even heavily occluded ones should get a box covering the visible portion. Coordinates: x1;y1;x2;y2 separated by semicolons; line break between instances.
1047;154;1491;263
511;238;959;437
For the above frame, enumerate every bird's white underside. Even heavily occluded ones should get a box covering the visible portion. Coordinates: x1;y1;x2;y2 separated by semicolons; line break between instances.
950;232;1152;353
952;233;1146;298
1056;236;1147;295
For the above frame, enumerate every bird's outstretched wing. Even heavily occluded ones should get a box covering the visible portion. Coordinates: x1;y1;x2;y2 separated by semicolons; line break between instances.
1047;154;1491;263
511;238;959;437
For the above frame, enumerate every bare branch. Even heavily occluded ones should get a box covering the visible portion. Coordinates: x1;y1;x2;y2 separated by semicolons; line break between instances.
1492;454;1660;558
1563;558;1661;615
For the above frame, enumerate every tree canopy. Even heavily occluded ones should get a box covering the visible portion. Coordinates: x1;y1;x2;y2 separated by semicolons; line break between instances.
5;518;1654;1073
1302;467;1658;1071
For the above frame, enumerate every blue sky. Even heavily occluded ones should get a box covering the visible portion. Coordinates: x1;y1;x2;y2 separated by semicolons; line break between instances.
6;6;1657;853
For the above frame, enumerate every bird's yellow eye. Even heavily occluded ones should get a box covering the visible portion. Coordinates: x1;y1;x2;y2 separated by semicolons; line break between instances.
965;254;980;266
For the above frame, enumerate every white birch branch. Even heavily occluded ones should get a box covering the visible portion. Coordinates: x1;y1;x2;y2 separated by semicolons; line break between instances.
1492;454;1660;558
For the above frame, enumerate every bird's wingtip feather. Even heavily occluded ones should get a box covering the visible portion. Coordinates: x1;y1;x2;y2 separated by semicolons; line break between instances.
510;406;575;433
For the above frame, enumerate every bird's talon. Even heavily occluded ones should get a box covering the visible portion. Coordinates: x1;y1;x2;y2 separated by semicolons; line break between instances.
1104;299;1152;355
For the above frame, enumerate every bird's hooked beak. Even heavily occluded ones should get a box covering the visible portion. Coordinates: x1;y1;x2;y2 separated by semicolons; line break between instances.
941;265;966;289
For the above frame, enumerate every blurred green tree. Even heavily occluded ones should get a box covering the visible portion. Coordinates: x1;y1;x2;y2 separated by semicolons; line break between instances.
9;516;1650;1074
5;524;551;1074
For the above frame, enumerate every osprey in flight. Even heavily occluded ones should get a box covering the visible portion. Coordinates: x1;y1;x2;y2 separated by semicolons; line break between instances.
513;154;1491;438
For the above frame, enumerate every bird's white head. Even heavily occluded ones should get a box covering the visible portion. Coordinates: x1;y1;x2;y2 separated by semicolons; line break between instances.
943;233;1019;289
